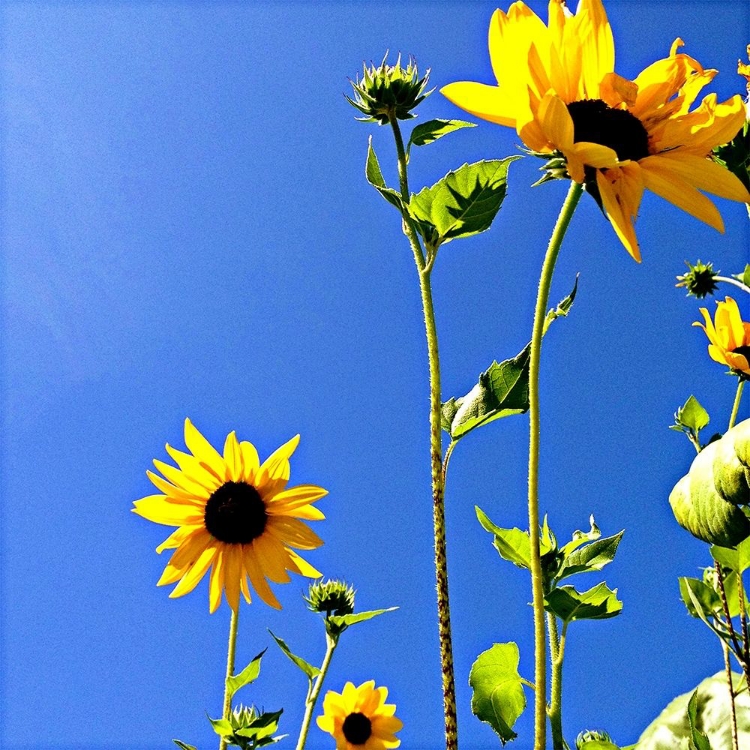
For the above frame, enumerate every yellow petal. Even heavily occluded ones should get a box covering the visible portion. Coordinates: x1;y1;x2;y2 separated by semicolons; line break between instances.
169;544;218;598
209;546;226;613
132;496;205;526
596;167;642;261
165;444;223;489
183;419;226;477
153;459;213;496
256;434;300;490
267;516;324;550
286;549;322;578
243;544;281;609
223;431;243;482
440;81;518;128
240;440;260;484
223;545;243;613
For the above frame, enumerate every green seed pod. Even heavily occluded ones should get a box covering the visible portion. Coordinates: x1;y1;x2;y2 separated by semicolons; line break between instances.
670;418;750;547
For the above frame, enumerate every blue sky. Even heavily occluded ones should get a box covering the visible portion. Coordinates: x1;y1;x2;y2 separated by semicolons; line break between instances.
1;1;749;749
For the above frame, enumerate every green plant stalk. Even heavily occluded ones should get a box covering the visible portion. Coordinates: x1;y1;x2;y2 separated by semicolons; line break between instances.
528;180;583;750
389;113;458;750
546;613;566;750
728;380;745;430
724;641;740;750
716;276;750;296
716;561;750;688
295;631;338;750
219;607;240;750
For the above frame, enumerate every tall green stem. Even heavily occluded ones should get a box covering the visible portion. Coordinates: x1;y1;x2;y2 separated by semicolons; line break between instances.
295;632;338;750
528;180;583;750
219;607;240;750
547;614;566;750
728;380;745;430
389;114;457;750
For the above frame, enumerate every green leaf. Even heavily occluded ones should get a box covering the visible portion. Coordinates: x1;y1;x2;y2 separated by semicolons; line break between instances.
560;515;601;556
408;119;477;149
476;507;556;570
234;710;284;741
226;649;265;702
269;631;320;681
327;607;398;631
711;535;750;574
365;137;405;211
408;157;518;246
469;643;527;745
557;531;624;581
209;717;235;738
675;395;710;434
544;582;622;623
738;263;750;288
542;275;578;335
173;742;198;750
578;742;620;750
687;689;712;750
678;577;722;619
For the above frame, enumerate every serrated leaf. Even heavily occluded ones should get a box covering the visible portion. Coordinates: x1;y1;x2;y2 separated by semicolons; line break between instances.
557;532;624;581
209;717;235;738
542;275;578;335
476;507;555;570
226;649;265;702
173;742;198;750
675;395;710;433
269;631;320;681
687;689;712;750
679;577;722;619
469;643;527;745
408;157;518;245
408;118;477;148
327;607;398;631
365;137;405;211
544;582;622;623
560;515;601;556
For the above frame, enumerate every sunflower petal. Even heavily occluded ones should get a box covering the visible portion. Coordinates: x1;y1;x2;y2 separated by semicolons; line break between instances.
170;544;218;598
440;81;517;128
244;544;281;609
184;419;226;477
132;496;205;526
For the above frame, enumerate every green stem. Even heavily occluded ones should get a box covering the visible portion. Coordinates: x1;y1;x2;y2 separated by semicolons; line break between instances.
547;615;566;750
715;276;750;296
219;607;240;750
389;114;457;750
295;632;338;750
724;642;740;750
728;380;745;430
528;180;583;750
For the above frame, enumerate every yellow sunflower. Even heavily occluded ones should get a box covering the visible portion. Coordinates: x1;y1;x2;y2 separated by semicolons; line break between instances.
317;681;403;750
133;418;326;613
694;296;750;376
441;0;750;261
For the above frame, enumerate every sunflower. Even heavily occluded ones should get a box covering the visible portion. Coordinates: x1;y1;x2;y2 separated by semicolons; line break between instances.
694;296;750;377
133;418;326;613
441;0;750;261
316;681;403;750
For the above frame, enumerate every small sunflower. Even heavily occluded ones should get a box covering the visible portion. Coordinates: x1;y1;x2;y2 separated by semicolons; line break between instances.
441;0;750;261
694;296;750;377
133;418;326;612
316;681;403;750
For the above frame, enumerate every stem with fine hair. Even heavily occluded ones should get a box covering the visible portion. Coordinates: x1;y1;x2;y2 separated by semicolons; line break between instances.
728;379;745;430
528;180;583;750
389;112;458;750
724;641;740;750
547;613;567;750
295;631;338;750
219;607;240;750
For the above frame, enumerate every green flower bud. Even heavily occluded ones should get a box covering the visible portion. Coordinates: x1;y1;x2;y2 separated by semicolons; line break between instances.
576;729;615;749
305;579;355;617
676;260;720;298
347;54;431;124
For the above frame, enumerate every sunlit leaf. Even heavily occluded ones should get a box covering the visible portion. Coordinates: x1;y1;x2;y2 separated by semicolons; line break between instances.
674;395;710;434
560;515;601;556
365;137;405;210
687;690;712;750
173;742;198;750
226;650;265;702
408;118;477;149
557;532;624;581
678;577;722;619
544;582;622;623
269;631;320;681
327;607;398;631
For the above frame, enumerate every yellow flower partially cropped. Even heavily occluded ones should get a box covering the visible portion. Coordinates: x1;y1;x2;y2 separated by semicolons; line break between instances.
441;0;750;261
317;681;403;750
133;418;326;613
694;296;750;376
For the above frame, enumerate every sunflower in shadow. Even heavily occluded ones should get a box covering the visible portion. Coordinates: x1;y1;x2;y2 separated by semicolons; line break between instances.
441;0;750;260
317;681;403;750
133;418;326;612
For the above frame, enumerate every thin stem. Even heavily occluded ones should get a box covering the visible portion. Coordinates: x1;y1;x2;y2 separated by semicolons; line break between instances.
295;632;338;750
716;562;750;689
528;180;583;750
389;113;457;750
738;574;749;663
547;614;566;750
724;642;740;750
442;441;457;485
728;380;745;430
219;607;240;750
716;275;750;295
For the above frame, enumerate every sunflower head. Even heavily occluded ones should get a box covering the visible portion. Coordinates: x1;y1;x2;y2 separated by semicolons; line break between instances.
576;729;615;748
132;419;327;613
317;681;403;750
305;579;356;617
676;259;719;298
347;54;431;124
694;296;750;378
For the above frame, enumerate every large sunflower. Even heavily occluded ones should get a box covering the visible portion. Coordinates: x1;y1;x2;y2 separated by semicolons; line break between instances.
133;419;326;612
317;681;403;750
441;0;750;260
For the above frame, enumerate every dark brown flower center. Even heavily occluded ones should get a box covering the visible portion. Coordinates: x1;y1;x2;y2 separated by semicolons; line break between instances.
204;481;267;544
732;345;750;361
567;99;650;162
342;712;372;745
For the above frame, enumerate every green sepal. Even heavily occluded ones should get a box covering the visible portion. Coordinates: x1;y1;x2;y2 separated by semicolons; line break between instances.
234;709;284;742
408;157;518;247
327;607;398;634
226;649;265;703
268;630;320;681
365;137;404;210
678;577;722;619
476;507;555;571
408;118;476;150
469;642;527;745
687;690;712;750
557;531;624;581
544;582;622;623
173;742;198;750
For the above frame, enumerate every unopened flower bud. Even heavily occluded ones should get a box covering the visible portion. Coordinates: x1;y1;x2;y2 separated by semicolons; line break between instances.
676;260;719;299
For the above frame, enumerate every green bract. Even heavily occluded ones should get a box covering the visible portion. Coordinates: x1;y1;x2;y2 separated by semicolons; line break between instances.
669;418;750;546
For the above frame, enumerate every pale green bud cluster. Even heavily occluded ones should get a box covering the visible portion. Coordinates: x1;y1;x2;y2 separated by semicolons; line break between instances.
305;579;355;616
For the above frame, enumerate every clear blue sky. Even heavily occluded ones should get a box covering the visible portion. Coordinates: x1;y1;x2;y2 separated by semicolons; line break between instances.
1;1;749;749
